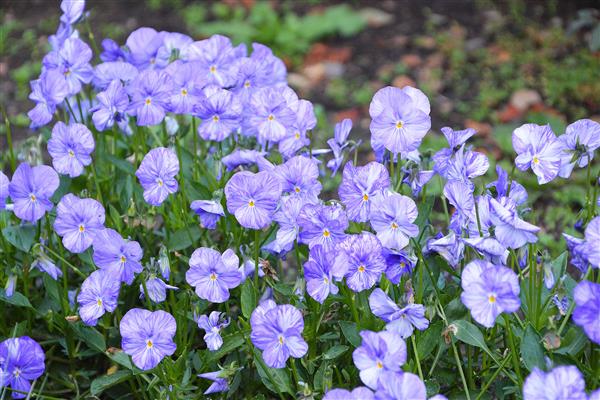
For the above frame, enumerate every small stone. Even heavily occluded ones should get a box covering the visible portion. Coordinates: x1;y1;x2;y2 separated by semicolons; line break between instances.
400;54;422;68
392;75;415;88
510;89;542;111
359;7;394;28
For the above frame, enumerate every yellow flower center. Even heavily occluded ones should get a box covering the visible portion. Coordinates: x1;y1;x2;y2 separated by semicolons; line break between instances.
97;298;103;307
248;200;255;207
278;336;284;345
400;262;405;268
64;69;71;76
30;194;37;202
157;178;164;187
267;114;274;121
323;229;330;238
324;277;329;284
13;368;21;377
294;132;300;139
79;224;85;233
213;115;220;122
358;265;366;273
181;88;188;96
532;156;540;164
146;339;153;348
210;273;217;281
488;294;496;304
363;194;369;201
294;186;301;193
145;97;152;105
120;255;126;264
68;149;75;158
376;361;383;369
209;65;216;73
391;222;399;229
244;80;251;88
395;121;403;129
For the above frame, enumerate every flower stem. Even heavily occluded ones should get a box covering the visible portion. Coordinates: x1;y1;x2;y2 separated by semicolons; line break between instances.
410;335;424;381
502;314;523;386
254;229;260;298
451;340;471;400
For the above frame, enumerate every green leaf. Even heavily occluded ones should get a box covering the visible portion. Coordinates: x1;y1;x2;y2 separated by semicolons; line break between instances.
209;333;245;362
253;348;294;395
313;361;333;394
90;370;131;396
72;323;106;353
107;351;135;370
452;320;492;355
106;154;135;174
241;280;257;319
415;195;434;230
339;321;361;347
166;225;201;251
323;344;348;360
520;325;545;371
417;321;444;360
0;289;33;308
2;224;36;252
272;283;294;296
555;326;587;355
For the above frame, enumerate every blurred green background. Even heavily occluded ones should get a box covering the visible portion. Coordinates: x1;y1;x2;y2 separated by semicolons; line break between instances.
1;0;599;253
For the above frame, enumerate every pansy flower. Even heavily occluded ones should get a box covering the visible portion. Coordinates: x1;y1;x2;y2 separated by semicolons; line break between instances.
243;87;297;145
127;69;173;126
54;193;105;253
124;27;165;69
184;34;243;88
274;155;322;203
250;300;308;368
48;121;95;178
0;171;9;210
263;195;304;256
0;336;45;399
489;197;539;249
91;79;129;131
135;147;180;207
42;37;93;96
92;228;143;285
512;123;563;184
190;199;225;230
339;162;390;223
352;330;406;390
279;99;316;158
375;372;429;400
369;288;429;338
186;248;242;303
140;276;177;304
92;61;138;90
120;308;177;371
197;311;230;351
297;203;348;251
339;232;386;292
558;119;600;178
382;248;415;284
370;191;418;250
194;86;242;141
303;245;347;303
8;163;59;223
523;366;587;400
28;70;69;128
327;118;353;176
573;280;600;344
77;270;120;326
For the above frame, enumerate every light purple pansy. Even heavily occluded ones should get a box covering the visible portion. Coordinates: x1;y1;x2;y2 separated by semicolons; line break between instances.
339;162;390;223
263;195;303;256
140;276;177;304
374;372;428;400
190;200;225;230
558;119;600;178
339;232;386;292
135;147;180;207
303;245;347;304
369;288;429;339
77;269;120;326
489;197;539;249
91;79;130;131
243;86;297;145
8;163;59;223
0;336;46;399
28;70;69;128
370;191;418;250
42;37;93;96
274;155;322;204
53;194;105;253
297;203;348;251
92;61;138;90
197;311;230;351
573;280;600;344
127;69;173;126
48;122;95;178
352;330;406;390
512;123;563;184
92;228;143;285
195;86;242;141
186;248;242;303
0;171;9;210
120;308;177;371
523;365;587;400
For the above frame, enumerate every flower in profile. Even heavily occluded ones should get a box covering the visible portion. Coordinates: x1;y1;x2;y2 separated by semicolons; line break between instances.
4;275;17;298
370;191;418;250
250;300;308;368
523;366;587;400
91;79;129;131
323;387;374;400
92;228;142;284
31;245;62;280
297;203;348;251
573;280;600;344
135;147;180;207
194;86;242;141
127;69;173;126
92;228;143;285
558;119;600;178
274;155;322;203
443;180;474;232
42;37;93;96
327;118;353;176
60;0;85;25
243;87;297;145
140;276;177;304
369;86;431;154
198;371;228;395
100;38;125;62
369;288;429;339
9;163;59;223
186;248;242;303
263;195;303;256
512;123;563;184
486;165;528;206
54;194;105;253
0;336;45;399
221;149;268;171
279;99;316;158
47;122;95;178
460;260;520;328
582;216;600;268
0;171;9;210
224;170;282;230
489;197;539;249
375;371;428;400
28;70;69;128
197;311;230;351
339;232;386;292
120;308;177;371
155;32;193;68
382;249;415;284
190;200;225;229
339;162;390;223
426;231;465;268
352;330;406;389
77;270;120;326
432;126;476;173
444;145;489;189
304;245;347;303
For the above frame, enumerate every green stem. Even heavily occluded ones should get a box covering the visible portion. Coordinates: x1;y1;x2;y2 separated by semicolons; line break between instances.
2;108;16;172
558;266;592;335
254;229;260;298
410;335;424;381
451;340;471;400
475;354;512;400
503;314;523;386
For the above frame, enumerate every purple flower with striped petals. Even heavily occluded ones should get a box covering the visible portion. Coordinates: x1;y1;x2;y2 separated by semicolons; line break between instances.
250;300;308;368
0;336;45;399
375;372;428;400
582;217;600;269
224;170;282;230
190;200;224;230
184;34;243;88
274;155;322;203
195;86;242;141
352;330;406;390
28;70;69;128
127;70;173;126
199;371;228;395
489;197;539;249
304;245;347;303
369;288;429;338
243;87;297;145
513;123;563;184
42;37;93;96
92;61;138;90
324;387;374;400
523;366;587;400
140;276;177;304
370;191;418;250
77;269;120;326
559;119;600;178
298;203;348;251
461;260;520;328
8;163;59;223
135;147;180;207
48;122;94;178
339;232;386;292
120;308;177;371
91;79;129;131
54;194;105;253
382;249;415;284
197;311;230;351
339;162;390;223
279;99;317;158
124;27;164;69
60;0;85;25
92;228;143;285
186;248;242;303
573;280;600;344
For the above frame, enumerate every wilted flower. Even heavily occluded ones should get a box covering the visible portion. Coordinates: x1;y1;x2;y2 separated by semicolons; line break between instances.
369;288;429;338
250;300;308;368
48;121;94;177
54;193;105;253
369;86;431;154
339;232;386;292
135;147;180;206
523;366;587;400
573;280;600;344
224;170;282;230
512;123;563;184
190;199;225;229
370;191;418;250
120;308;177;371
0;336;45;399
9;163;59;223
339;162;390;223
303;245;347;303
186;248;242;303
352;330;406;389
298;203;348;251
197;311;230;351
77;270;120;326
93;228;143;285
461;260;520;328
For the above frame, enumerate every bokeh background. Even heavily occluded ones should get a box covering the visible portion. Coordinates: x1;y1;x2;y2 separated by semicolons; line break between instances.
1;0;599;253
